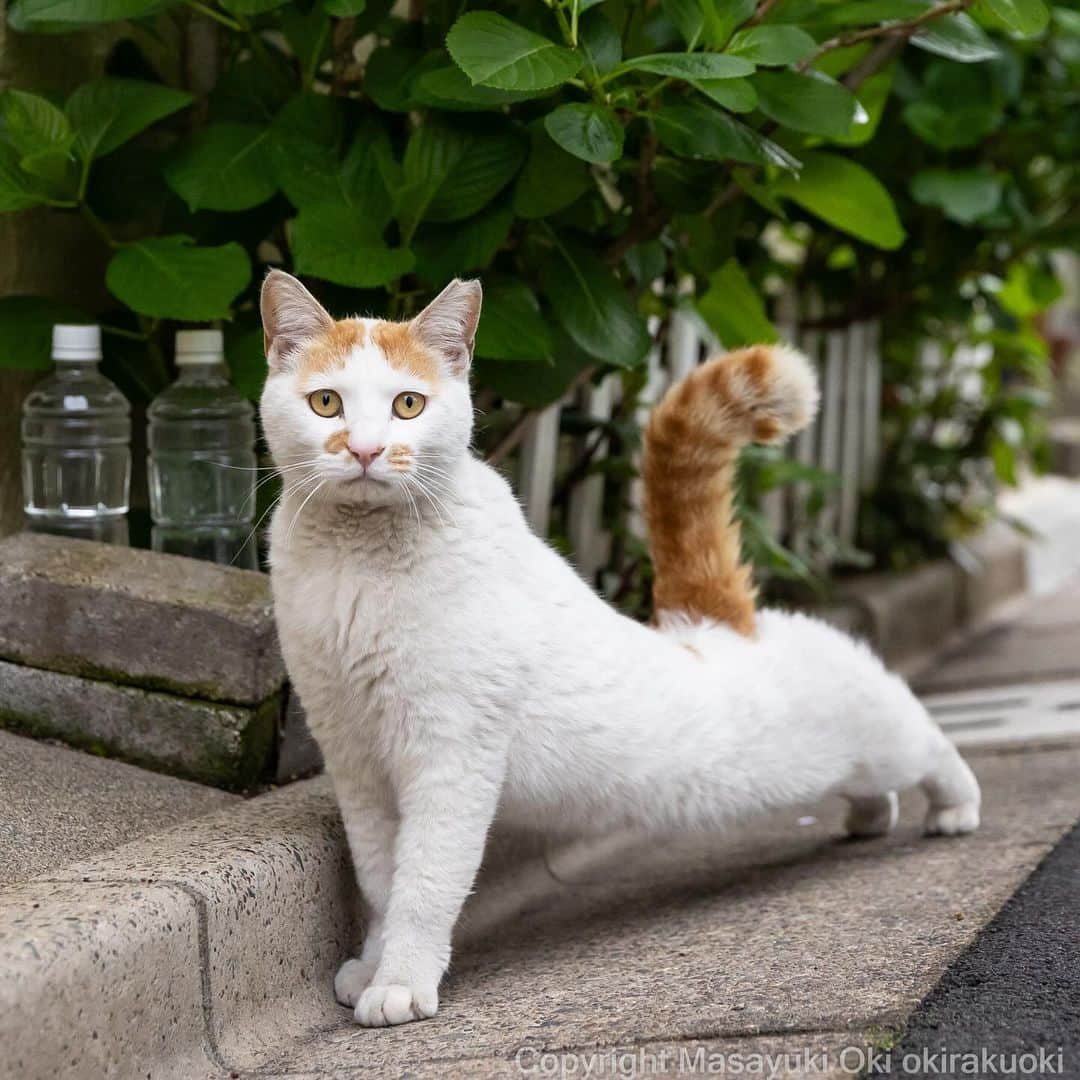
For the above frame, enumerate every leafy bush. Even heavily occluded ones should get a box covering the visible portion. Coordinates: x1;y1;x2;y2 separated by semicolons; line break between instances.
0;0;1073;588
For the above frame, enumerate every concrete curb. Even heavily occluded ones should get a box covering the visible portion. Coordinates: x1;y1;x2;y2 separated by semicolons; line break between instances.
4;743;1080;1079
0;779;352;1080
823;521;1027;666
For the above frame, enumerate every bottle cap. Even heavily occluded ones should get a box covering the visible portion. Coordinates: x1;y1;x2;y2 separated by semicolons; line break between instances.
175;329;225;366
52;324;102;361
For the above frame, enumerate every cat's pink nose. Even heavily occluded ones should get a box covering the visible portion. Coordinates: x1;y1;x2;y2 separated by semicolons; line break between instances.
349;443;384;468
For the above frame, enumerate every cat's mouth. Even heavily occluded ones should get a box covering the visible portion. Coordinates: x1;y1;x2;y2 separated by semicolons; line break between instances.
344;472;389;487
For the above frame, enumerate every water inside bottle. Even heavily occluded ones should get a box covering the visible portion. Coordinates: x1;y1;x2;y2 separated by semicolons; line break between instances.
21;326;131;531
148;333;257;567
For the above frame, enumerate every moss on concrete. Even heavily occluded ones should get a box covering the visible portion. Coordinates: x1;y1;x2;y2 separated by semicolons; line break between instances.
0;690;282;793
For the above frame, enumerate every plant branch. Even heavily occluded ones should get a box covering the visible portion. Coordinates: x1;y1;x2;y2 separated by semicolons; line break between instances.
797;0;970;72
183;0;244;32
79;203;118;250
486;365;597;467
747;0;781;27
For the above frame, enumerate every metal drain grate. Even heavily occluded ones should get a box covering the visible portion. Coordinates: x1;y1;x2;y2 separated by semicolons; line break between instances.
923;680;1080;748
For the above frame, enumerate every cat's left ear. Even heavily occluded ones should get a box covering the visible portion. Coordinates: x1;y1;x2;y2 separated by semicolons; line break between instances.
411;279;482;378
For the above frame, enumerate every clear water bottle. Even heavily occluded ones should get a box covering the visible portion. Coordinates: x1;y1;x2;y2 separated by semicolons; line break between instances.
21;324;131;544
148;329;257;568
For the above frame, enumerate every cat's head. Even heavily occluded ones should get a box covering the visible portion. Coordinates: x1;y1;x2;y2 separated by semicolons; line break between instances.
259;270;481;508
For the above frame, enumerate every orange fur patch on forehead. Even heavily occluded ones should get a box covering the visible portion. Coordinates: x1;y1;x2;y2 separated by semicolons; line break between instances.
298;319;367;378
370;321;441;383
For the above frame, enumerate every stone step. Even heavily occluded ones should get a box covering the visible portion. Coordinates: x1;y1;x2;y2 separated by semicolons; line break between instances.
0;730;235;889
3;742;1079;1079
0;532;301;788
0;532;284;707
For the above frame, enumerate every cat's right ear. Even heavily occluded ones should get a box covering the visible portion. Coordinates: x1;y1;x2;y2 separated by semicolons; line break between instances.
261;270;334;371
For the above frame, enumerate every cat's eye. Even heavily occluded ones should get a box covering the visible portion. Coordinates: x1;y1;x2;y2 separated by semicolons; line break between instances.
392;391;426;420
308;389;342;417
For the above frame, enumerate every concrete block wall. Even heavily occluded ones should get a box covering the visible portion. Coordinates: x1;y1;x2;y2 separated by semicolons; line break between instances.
0;532;309;789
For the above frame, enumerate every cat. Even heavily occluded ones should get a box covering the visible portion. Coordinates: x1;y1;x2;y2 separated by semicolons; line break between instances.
259;270;981;1029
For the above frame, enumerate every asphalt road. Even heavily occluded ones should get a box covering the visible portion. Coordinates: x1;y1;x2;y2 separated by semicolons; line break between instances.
875;816;1080;1079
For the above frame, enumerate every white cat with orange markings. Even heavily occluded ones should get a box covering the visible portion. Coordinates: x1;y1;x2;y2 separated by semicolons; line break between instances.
259;271;981;1029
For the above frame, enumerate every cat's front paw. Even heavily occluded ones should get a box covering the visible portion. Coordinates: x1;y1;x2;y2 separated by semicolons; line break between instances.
355;982;439;1027
335;957;380;1008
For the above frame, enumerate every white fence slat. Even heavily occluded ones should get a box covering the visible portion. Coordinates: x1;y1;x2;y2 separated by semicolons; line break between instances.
862;320;882;491
667;305;703;381
567;374;617;580
628;316;666;540
518;403;562;536
819;330;847;535
839;322;866;543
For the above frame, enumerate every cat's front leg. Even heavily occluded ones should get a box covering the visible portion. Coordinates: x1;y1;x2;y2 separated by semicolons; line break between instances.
329;768;399;1008
354;741;504;1028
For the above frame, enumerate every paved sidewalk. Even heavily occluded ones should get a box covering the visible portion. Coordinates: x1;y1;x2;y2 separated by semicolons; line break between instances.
3;566;1079;1078
0;729;234;887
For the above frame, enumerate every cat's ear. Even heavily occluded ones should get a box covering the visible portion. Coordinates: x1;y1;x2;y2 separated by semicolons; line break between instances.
411;279;482;378
261;269;334;371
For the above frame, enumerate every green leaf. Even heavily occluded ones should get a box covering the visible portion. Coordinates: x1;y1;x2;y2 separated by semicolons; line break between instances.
539;241;650;368
322;0;364;13
474;336;585;408
726;25;817;65
395;119;526;236
691;78;757;112
829;65;893;146
773;152;905;250
291;205;414;288
223;325;266;402
412;66;549;110
980;0;1048;34
220;0;286;12
911;14;999;62
65;78;192;162
0;296;87;370
751;70;858;137
662;0;705;45
363;46;425;112
475;278;553;361
699;0;756;47
654;102;801;170
412;202;513;286
164;124;277;212
902;100;1001;149
6;0;160;29
0;89;75;189
544;104;623;165
619;53;755;79
579;10;622;75
911;168;1003;224
811;0;928;27
446;12;582;91
1;90;73;158
0;140;55;210
279;5;331;85
513;125;592;219
696;260;778;349
106;237;251;321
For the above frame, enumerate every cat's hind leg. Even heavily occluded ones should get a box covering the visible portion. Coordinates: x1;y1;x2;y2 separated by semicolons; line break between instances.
844;792;899;838
921;738;981;836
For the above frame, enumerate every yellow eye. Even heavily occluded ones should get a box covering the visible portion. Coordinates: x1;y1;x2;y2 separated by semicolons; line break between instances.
308;389;342;417
392;391;426;420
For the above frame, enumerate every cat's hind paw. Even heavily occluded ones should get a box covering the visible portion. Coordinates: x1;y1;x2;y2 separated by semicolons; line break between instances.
355;982;439;1027
335;957;380;1008
844;792;898;839
924;800;980;836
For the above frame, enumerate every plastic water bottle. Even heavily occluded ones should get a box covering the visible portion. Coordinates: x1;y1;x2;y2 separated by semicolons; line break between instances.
21;324;131;544
147;330;257;567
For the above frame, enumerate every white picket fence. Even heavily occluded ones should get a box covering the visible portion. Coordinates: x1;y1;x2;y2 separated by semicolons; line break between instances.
515;298;884;585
